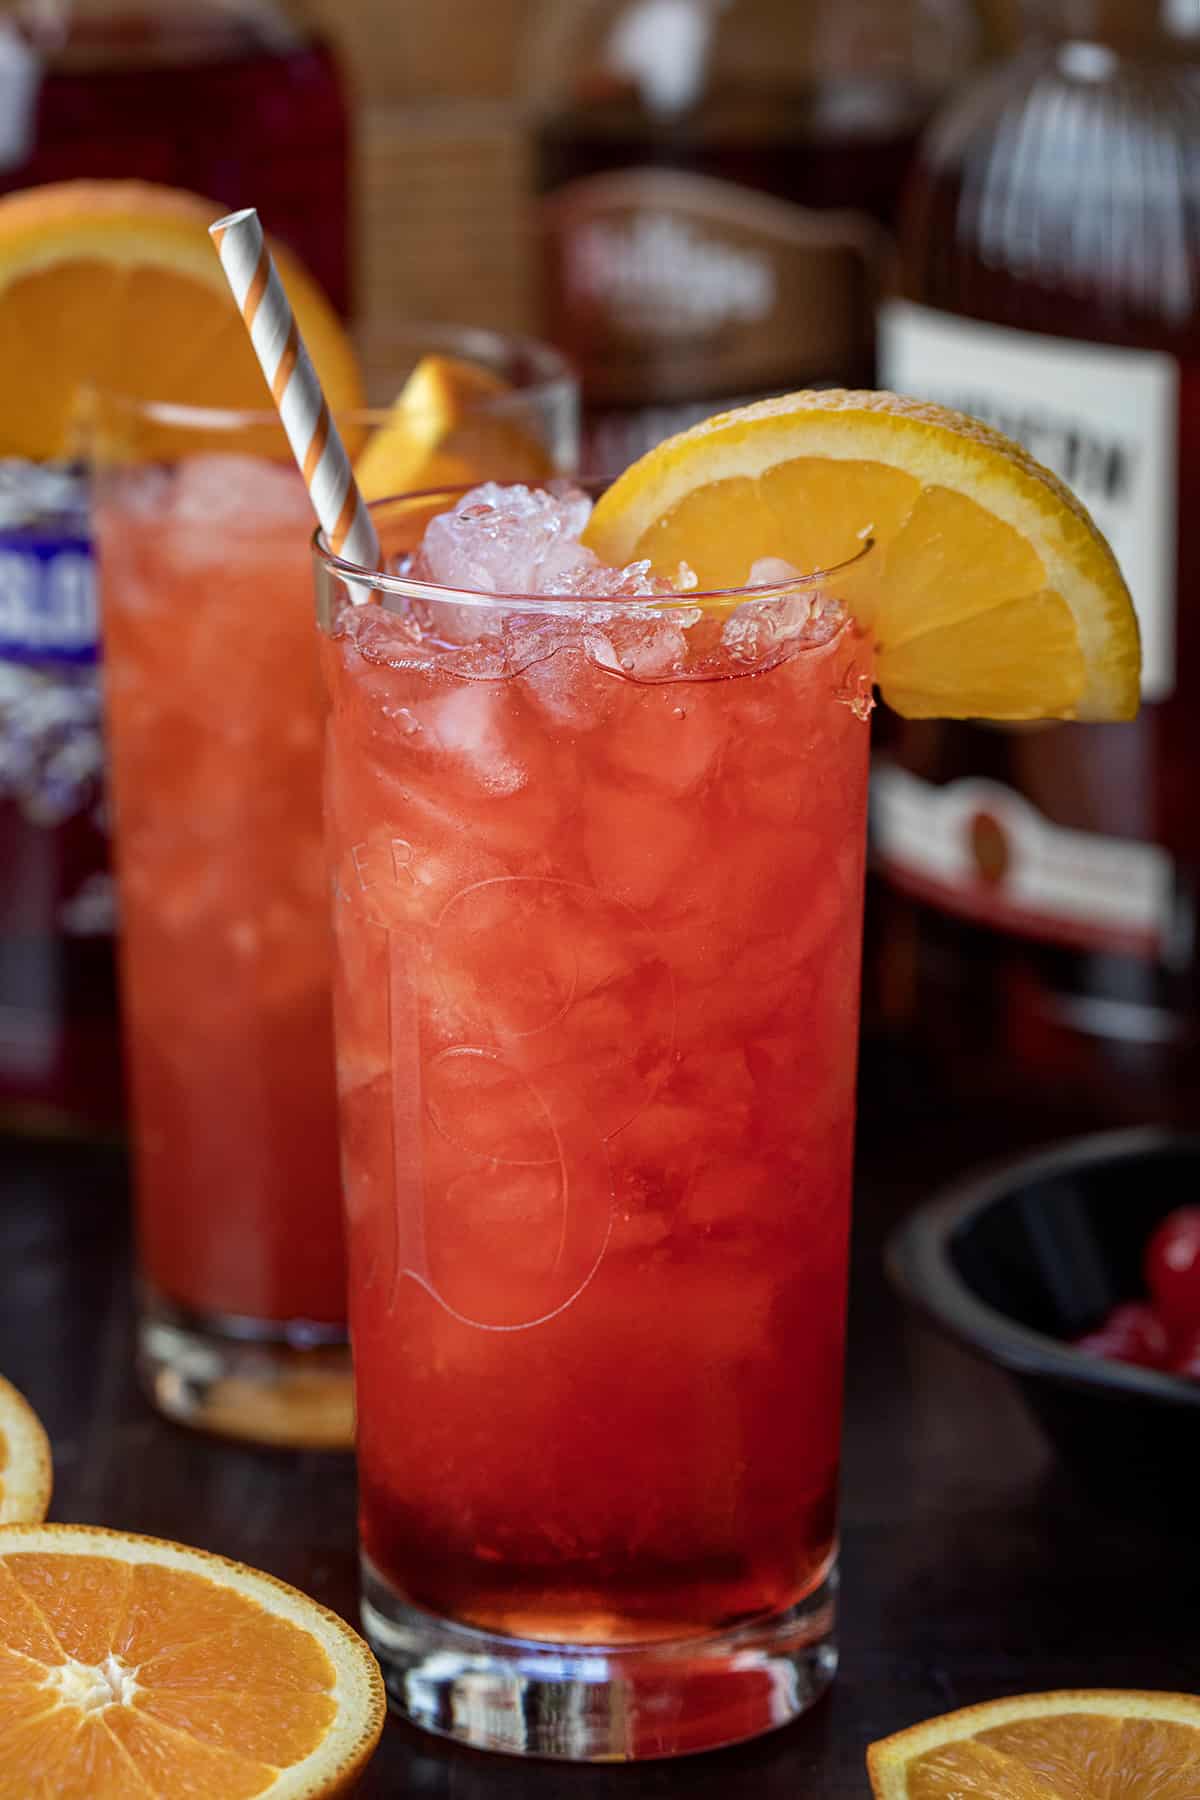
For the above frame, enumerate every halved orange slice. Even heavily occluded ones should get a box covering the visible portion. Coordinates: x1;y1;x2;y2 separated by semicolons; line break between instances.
0;1523;386;1797
0;1377;51;1525
355;352;552;500
869;1689;1200;1799
0;180;364;460
584;390;1140;722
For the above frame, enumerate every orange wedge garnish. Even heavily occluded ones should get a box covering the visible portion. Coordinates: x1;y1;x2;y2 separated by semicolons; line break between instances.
355;352;552;499
585;390;1140;722
0;1378;51;1525
0;179;364;459
869;1689;1200;1799
0;1524;385;1797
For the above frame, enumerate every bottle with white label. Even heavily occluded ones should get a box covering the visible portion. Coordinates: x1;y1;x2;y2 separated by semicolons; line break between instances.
526;0;980;477
875;0;1200;1122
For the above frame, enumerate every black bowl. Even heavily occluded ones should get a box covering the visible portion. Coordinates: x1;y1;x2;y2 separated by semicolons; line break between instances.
886;1128;1200;1497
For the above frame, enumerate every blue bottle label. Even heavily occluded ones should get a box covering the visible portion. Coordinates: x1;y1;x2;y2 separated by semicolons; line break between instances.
0;534;98;665
0;521;106;832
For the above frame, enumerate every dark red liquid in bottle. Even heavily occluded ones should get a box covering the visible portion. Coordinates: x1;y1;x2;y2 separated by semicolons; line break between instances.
1;11;349;313
0;8;349;1134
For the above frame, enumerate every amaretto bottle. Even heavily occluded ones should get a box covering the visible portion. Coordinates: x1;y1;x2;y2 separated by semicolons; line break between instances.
876;0;1200;1122
527;0;979;476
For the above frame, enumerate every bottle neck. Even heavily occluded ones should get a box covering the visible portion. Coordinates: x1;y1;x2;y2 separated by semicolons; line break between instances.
1030;0;1200;51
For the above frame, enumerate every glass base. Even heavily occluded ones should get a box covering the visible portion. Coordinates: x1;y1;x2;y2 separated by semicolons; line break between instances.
137;1292;353;1450
360;1555;837;1761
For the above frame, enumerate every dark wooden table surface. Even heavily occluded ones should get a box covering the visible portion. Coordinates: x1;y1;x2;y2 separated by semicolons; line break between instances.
1;1049;1192;1798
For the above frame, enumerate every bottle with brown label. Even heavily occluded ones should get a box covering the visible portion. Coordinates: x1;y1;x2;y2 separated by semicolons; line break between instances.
875;0;1200;1125
527;0;980;477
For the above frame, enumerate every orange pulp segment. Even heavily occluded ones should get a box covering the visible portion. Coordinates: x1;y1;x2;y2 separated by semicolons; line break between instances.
0;1524;385;1798
869;1689;1200;1800
355;352;552;499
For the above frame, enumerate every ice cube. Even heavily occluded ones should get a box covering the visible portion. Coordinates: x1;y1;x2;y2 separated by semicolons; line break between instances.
540;480;594;542
717;558;853;669
425;1048;559;1166
602;679;727;793
170;453;312;531
558;558;658;599
99;465;172;523
584;613;693;681
430;683;527;796
535;526;603;592
414;482;600;594
425;1161;584;1324
748;556;804;586
520;641;616;731
583;778;702;911
721;595;813;666
413;483;698;601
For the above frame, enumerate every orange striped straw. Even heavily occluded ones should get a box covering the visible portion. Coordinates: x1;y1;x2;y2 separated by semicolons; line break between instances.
209;207;381;572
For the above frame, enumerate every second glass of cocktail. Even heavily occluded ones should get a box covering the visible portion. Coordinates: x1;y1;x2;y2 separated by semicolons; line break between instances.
92;333;577;1449
314;481;874;1758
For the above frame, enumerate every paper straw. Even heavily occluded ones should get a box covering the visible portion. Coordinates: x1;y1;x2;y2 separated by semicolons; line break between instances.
209;207;381;572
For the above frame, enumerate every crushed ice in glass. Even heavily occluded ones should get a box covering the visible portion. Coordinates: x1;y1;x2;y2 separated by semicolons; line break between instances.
170;454;312;528
359;482;853;681
408;483;695;599
110;455;311;532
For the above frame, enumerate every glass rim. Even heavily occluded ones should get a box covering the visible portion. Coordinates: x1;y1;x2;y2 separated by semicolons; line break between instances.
88;327;577;430
313;485;876;613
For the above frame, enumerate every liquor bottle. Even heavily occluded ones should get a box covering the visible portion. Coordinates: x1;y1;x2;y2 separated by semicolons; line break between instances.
528;0;980;477
875;0;1200;1123
0;1;350;311
0;0;349;1134
0;462;120;1133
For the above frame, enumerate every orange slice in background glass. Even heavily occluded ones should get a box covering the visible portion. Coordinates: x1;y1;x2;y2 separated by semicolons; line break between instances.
0;1378;51;1526
869;1690;1200;1799
0;1524;385;1798
355;353;553;500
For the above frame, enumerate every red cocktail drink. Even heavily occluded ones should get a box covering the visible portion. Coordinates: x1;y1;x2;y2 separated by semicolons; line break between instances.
316;483;872;1757
97;424;349;1447
96;347;577;1448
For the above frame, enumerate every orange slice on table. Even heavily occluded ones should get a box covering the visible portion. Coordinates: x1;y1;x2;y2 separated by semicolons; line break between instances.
355;352;552;500
0;1377;51;1525
584;390;1141;722
868;1689;1200;1799
0;179;364;460
0;1523;385;1798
